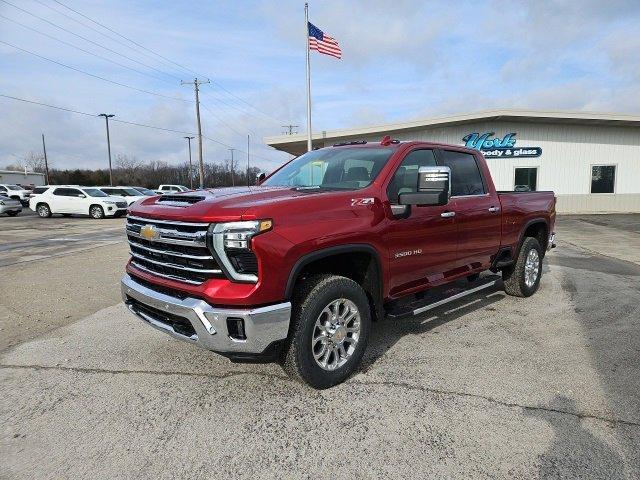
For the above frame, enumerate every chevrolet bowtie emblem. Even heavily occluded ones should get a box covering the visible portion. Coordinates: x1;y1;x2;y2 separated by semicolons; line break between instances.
140;224;159;241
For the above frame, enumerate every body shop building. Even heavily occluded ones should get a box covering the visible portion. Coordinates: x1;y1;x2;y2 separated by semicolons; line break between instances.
265;110;640;214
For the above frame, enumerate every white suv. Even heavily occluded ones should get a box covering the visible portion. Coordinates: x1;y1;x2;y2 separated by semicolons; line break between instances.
29;186;128;219
0;184;32;206
96;186;146;206
156;184;189;194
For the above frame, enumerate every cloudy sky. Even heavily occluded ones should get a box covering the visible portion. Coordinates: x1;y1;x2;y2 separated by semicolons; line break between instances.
1;0;638;172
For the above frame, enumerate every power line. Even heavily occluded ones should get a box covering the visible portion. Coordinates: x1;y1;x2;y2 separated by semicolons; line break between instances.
0;40;191;103
45;0;286;124
51;0;200;78
0;94;286;165
0;14;175;85
33;0;184;79
0;0;181;82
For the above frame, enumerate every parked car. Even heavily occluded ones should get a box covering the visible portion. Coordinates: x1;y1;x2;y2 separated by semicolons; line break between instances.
156;184;189;194
131;186;157;196
0;184;32;206
0;195;22;216
29;185;127;219
96;186;146;206
122;138;556;388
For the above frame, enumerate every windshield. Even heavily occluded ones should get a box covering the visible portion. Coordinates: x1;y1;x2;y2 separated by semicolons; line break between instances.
262;147;395;190
133;187;156;196
83;188;108;197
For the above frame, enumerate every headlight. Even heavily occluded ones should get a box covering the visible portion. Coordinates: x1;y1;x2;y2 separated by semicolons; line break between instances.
219;220;272;250
209;220;272;282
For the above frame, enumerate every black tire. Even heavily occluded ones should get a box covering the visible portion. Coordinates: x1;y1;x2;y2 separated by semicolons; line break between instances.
280;274;371;389
6;211;20;217
36;203;52;218
89;205;105;219
502;237;543;297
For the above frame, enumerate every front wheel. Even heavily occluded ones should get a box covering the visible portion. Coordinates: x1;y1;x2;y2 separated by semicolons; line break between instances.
89;205;105;219
281;274;371;389
502;237;543;297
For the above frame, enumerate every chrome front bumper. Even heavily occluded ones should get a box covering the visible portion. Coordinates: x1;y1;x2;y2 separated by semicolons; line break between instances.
121;274;291;354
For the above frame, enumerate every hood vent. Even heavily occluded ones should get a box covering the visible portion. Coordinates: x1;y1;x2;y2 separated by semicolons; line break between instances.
156;195;205;206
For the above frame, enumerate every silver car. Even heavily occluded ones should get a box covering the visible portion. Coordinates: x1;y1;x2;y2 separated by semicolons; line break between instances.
0;195;22;216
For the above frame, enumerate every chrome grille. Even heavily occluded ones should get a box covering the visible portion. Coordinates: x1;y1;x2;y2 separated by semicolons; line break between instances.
126;215;224;284
116;201;127;208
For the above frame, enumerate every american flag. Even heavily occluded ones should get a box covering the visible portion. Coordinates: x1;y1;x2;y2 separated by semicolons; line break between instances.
308;22;342;59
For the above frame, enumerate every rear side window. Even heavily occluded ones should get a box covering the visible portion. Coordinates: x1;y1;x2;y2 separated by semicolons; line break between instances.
387;149;437;204
440;150;485;196
33;187;49;194
53;188;81;197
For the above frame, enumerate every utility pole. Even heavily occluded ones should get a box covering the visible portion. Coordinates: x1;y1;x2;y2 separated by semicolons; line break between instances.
281;124;299;135
41;133;50;185
228;148;235;187
247;135;250;187
184;136;195;189
98;113;115;186
181;78;210;189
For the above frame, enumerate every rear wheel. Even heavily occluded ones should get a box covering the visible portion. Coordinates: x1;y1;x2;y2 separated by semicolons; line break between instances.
502;237;543;297
36;203;52;218
281;274;371;389
89;205;105;219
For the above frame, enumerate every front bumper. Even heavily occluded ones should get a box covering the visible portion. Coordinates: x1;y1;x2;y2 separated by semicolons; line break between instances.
121;274;291;354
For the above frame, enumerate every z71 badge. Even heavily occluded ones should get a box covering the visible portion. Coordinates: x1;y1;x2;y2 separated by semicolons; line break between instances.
351;198;375;206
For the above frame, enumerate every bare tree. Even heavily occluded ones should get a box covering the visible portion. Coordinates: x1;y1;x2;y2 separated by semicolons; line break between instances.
22;151;47;173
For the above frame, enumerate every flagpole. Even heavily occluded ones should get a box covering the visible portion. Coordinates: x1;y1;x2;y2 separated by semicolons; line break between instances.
304;2;312;152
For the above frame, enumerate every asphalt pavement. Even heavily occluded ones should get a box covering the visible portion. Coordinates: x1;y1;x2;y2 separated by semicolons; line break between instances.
0;214;639;479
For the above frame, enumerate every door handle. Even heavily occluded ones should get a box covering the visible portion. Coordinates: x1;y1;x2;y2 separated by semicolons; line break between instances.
488;206;500;213
440;211;456;218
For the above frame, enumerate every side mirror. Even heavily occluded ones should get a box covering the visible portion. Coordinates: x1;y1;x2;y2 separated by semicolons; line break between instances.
398;166;451;206
256;172;266;185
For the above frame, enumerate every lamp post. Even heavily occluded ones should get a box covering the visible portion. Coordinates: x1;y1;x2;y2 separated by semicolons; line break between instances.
98;113;115;186
184;136;195;189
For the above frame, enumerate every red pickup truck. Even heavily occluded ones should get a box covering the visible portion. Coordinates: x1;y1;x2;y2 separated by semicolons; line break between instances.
122;138;555;388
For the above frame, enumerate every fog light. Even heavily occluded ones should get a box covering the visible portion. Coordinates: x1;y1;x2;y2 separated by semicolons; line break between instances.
227;317;246;341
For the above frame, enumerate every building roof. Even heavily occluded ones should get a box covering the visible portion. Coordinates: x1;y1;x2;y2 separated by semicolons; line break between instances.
264;109;640;155
0;169;45;176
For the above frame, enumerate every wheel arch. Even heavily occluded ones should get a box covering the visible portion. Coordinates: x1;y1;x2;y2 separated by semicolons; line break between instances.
285;244;384;322
517;218;549;255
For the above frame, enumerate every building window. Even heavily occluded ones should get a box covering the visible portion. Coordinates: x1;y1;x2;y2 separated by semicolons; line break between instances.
591;165;616;194
514;167;537;192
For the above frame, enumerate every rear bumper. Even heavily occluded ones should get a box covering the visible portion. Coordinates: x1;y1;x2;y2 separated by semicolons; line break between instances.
121;274;291;354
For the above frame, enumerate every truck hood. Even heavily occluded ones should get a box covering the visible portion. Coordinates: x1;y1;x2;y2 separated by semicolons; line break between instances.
127;186;322;222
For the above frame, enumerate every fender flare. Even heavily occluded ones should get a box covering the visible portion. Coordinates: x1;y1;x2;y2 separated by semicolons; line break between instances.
516;218;549;255
284;243;384;316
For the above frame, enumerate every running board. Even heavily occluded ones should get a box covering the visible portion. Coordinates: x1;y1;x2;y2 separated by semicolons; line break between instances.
386;275;501;319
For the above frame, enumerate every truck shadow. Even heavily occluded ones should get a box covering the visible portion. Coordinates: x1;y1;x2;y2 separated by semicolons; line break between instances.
361;285;506;372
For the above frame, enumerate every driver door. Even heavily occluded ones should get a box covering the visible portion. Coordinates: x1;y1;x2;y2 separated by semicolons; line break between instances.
383;149;458;297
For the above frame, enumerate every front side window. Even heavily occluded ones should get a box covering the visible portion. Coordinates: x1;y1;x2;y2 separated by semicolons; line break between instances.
440;150;485;196
263;147;395;190
591;165;615;193
387;149;437;203
82;188;108;197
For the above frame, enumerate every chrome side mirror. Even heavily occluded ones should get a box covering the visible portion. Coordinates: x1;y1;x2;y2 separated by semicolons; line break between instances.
256;172;266;185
